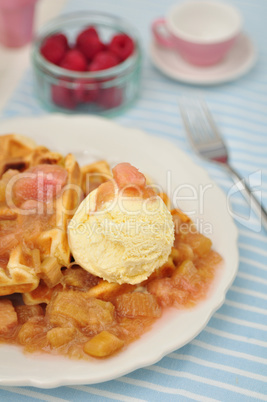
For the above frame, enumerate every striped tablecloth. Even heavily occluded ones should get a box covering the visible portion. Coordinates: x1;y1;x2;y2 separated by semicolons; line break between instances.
0;0;266;400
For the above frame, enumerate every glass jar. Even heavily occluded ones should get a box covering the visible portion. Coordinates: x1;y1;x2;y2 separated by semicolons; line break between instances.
32;12;142;116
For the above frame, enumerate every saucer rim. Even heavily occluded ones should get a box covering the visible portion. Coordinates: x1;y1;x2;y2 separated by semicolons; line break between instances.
149;33;257;85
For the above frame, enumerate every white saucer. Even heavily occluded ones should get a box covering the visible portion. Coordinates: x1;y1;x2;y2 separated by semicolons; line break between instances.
149;33;256;85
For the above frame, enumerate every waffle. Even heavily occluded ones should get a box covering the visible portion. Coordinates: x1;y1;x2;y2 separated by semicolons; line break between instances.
81;160;112;196
0;136;82;296
0;245;40;295
0;134;63;177
35;153;82;266
22;160;111;304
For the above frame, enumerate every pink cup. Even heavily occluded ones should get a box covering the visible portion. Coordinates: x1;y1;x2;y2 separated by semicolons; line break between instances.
0;0;38;48
152;1;242;66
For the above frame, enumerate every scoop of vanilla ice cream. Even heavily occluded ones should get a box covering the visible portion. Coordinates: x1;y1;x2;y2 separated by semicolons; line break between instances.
68;189;174;284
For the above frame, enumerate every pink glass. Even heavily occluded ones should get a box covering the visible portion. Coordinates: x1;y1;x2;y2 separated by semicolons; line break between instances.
0;0;37;48
152;18;238;66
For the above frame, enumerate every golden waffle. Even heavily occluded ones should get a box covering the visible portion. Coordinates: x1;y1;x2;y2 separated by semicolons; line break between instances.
0;134;37;176
36;153;82;266
0;245;40;295
0;134;63;178
0;137;82;297
22;159;110;303
81;160;111;195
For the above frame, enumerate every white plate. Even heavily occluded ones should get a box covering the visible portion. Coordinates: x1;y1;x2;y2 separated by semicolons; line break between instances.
150;33;256;85
0;115;239;388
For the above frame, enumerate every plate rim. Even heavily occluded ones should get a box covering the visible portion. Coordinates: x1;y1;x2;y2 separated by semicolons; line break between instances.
0;114;239;388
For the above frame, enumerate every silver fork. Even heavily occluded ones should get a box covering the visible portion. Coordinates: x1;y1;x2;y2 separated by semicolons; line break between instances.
179;98;267;232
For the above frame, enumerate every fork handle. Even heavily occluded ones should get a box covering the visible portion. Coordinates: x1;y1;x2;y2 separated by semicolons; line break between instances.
226;164;267;232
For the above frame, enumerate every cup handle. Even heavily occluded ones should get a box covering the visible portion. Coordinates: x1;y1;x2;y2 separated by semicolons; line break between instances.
152;18;175;48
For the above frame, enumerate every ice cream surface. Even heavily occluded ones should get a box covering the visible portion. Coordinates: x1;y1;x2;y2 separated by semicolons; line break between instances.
68;163;174;284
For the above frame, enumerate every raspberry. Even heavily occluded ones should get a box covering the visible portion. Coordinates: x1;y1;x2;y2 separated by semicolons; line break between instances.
51;82;77;110
73;79;99;103
40;34;68;65
79;26;98;38
53;33;69;50
97;86;123;110
109;34;135;62
60;49;87;71
76;26;105;61
89;51;119;72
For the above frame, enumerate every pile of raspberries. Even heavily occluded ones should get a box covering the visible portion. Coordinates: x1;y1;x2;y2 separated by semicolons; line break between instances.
40;27;135;110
